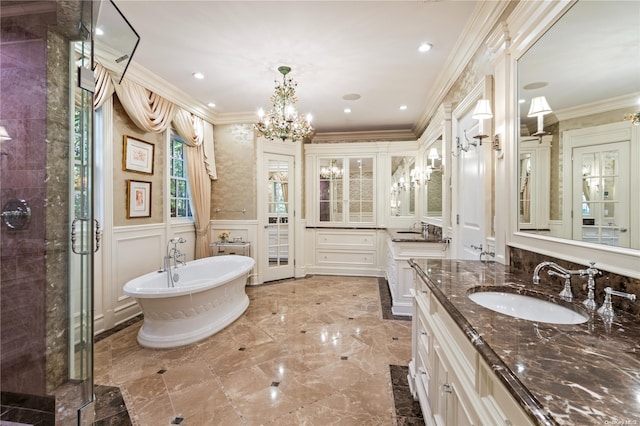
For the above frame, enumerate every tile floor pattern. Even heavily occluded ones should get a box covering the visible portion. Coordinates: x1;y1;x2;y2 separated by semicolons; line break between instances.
94;275;419;425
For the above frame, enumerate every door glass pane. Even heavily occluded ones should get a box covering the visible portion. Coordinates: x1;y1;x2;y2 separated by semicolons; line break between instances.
268;160;289;266
579;149;621;246
319;158;344;222
349;157;374;222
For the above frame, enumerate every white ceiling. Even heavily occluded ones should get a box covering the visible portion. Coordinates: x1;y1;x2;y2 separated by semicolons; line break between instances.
98;1;497;136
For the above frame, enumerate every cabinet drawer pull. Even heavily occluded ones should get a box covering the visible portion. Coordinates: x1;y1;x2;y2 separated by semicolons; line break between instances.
420;331;427;336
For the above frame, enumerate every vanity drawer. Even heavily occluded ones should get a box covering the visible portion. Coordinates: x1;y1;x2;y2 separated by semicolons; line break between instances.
316;230;376;249
316;250;376;266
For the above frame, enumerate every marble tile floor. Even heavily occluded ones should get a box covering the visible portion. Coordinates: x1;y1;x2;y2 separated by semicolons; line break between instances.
94;275;421;425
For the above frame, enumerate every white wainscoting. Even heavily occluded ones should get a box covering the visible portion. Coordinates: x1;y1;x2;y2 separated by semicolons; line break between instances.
94;222;196;335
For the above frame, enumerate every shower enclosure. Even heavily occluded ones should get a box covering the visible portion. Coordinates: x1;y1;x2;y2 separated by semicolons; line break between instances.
1;1;136;423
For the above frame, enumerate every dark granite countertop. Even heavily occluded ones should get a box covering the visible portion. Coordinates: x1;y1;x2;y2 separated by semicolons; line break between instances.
386;228;444;243
409;259;640;426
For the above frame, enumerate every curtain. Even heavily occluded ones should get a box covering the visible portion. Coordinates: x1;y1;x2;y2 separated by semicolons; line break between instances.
281;180;288;213
113;77;178;133
186;143;212;259
94;63;115;110
174;109;217;259
94;61;217;259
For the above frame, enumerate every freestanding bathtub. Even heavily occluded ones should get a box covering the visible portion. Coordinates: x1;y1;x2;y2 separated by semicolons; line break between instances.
123;255;255;348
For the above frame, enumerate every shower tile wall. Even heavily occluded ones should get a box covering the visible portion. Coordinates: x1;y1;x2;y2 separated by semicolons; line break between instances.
1;14;50;396
1;5;72;397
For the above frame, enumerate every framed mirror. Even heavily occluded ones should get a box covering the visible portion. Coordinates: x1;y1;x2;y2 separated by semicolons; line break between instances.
424;138;443;220
390;155;415;217
517;0;640;250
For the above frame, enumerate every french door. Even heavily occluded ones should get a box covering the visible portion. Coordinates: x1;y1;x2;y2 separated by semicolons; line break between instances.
572;142;630;247
261;153;295;282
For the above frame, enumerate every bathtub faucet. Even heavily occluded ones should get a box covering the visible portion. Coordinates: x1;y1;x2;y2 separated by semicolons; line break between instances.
162;237;187;287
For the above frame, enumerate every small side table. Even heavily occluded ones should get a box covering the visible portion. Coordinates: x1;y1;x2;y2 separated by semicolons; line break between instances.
210;241;251;257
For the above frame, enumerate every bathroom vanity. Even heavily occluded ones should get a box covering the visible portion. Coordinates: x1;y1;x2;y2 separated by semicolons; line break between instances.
408;259;640;425
384;229;448;316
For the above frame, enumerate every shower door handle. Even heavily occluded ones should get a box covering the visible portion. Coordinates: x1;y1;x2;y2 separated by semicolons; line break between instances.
71;218;101;254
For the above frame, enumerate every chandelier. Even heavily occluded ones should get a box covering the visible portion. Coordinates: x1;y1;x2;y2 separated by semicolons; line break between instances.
320;160;344;179
255;66;313;142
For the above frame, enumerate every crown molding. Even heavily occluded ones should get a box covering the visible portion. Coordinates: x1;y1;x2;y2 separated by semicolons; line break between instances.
310;129;416;144
413;1;510;138
554;93;640;122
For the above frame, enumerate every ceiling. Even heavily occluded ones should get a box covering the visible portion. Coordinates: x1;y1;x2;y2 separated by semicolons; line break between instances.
96;1;501;136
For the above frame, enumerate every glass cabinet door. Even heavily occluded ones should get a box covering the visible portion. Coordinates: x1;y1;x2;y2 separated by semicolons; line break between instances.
319;158;344;223
317;156;375;225
348;157;374;223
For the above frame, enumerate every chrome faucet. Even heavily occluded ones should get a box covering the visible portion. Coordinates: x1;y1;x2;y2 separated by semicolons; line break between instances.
480;249;495;264
532;261;584;301
597;287;636;321
579;262;601;310
546;270;574;301
162;237;186;287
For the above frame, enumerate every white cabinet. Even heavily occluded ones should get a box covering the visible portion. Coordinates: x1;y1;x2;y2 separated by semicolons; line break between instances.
307;229;380;276
410;278;534;426
385;234;445;316
316;156;375;226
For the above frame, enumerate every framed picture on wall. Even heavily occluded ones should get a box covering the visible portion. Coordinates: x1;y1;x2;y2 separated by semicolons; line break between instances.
127;180;152;218
123;135;154;174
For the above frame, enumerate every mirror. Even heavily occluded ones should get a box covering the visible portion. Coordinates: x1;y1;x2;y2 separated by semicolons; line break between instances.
390;156;415;216
424;139;443;219
517;0;640;249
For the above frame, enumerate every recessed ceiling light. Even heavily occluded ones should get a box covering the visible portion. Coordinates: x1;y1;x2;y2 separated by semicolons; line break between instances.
342;93;361;101
522;81;548;90
344;108;352;114
207;102;216;108
95;27;104;36
518;99;526;104
193;72;204;79
400;105;408;111
418;43;433;53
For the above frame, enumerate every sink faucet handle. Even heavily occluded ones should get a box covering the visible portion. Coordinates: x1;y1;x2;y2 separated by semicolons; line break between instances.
597;287;636;320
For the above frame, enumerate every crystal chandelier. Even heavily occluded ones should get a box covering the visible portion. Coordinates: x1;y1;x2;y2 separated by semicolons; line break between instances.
255;66;313;142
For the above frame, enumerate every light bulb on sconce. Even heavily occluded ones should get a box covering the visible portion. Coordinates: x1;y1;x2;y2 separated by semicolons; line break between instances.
471;99;493;145
527;96;553;142
428;148;440;168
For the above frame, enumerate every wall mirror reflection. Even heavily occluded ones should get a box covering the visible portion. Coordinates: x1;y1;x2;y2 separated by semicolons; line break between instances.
424;139;443;219
517;0;640;249
390;156;415;217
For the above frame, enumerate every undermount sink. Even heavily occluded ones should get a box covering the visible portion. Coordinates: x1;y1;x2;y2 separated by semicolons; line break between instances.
467;288;589;325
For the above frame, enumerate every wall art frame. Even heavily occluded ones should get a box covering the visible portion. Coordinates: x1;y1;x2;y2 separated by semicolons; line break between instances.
127;180;152;218
123;135;154;174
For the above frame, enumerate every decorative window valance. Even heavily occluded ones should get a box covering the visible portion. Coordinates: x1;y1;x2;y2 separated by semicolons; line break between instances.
93;61;217;179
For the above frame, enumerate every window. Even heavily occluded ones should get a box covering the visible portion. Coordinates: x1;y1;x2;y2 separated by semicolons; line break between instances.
169;133;193;219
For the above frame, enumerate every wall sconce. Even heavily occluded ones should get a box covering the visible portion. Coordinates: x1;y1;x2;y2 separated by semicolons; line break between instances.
410;167;423;187
527;96;552;141
453;130;476;156
472;99;493;145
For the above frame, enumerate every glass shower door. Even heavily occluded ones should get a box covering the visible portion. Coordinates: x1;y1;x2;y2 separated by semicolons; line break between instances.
68;26;97;424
